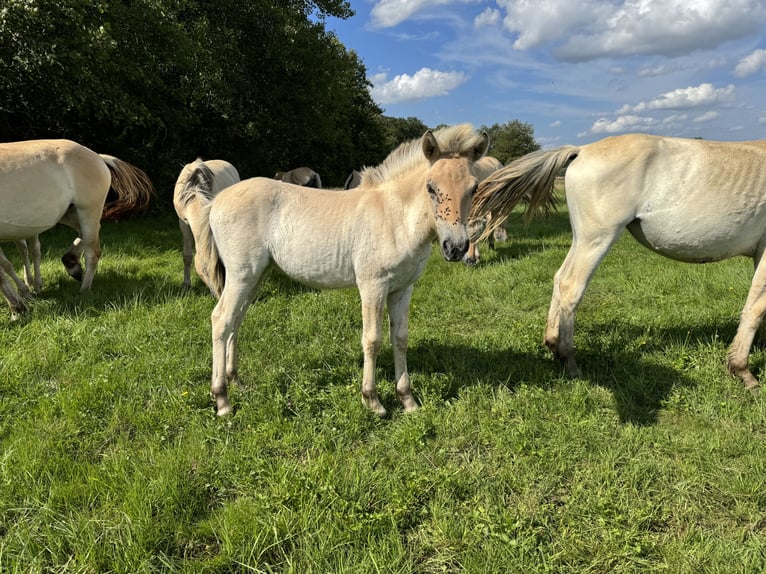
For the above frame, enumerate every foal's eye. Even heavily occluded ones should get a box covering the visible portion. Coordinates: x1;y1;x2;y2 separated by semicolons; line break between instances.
427;183;437;196
470;183;479;196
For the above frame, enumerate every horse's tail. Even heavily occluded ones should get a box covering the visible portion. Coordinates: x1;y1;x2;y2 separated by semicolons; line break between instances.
179;161;226;297
471;146;580;240
99;155;156;221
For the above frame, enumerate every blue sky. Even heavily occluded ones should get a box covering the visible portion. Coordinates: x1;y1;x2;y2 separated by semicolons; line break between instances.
327;0;766;148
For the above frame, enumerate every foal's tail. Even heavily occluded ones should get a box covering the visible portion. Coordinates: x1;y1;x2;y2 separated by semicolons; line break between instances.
178;161;226;297
471;146;580;240
99;155;156;221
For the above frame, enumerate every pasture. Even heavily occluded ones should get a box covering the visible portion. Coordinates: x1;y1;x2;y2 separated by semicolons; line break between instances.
1;201;765;572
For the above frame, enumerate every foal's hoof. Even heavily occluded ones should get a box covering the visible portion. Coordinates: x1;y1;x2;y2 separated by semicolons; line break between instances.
362;396;388;418
215;397;234;417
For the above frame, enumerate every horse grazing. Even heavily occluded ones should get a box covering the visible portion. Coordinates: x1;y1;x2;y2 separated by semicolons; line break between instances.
173;159;240;288
186;124;489;416
0;139;154;314
473;133;766;391
344;170;362;190
274;167;322;188
464;155;504;266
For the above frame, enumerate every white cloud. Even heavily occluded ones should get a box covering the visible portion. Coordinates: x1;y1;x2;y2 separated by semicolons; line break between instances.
735;49;766;77
550;120;562;127
638;64;674;77
618;83;735;113
371;0;478;28
370;68;468;104
693;111;719;123
494;0;766;62
475;7;500;27
587;115;657;135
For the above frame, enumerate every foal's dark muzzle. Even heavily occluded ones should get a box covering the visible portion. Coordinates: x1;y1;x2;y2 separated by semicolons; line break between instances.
441;238;469;261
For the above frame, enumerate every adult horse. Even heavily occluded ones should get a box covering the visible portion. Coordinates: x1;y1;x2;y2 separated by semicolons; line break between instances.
464;155;504;266
473;133;766;391
186;124;489;416
344;170;362;190
173;158;240;288
0;139;154;313
274;167;322;188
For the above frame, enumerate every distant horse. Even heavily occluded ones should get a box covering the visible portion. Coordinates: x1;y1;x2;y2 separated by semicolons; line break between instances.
274;167;322;188
0;139;154;314
186;124;489;416
344;170;362;190
173;159;240;288
473;133;766;392
464;155;504;266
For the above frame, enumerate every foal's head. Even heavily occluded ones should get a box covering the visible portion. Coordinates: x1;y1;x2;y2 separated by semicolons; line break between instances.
422;128;490;261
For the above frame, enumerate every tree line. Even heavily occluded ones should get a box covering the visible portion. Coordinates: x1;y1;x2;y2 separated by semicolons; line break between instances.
0;0;538;206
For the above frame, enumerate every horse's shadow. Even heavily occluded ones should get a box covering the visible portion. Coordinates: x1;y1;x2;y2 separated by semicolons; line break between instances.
374;313;746;426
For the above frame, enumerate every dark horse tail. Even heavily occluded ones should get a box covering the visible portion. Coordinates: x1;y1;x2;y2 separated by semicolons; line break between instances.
471;146;580;240
178;159;226;297
98;155;155;221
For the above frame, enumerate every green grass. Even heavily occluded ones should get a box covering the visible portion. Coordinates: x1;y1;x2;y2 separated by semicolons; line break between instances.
1;207;765;573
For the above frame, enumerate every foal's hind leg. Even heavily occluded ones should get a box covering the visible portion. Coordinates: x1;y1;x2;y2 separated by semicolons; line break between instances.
545;227;623;376
388;285;418;412
727;248;766;391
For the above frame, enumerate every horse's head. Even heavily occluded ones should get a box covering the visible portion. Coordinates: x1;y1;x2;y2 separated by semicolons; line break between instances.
422;128;490;261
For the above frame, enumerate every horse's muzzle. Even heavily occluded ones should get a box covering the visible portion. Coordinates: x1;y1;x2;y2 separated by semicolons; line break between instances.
441;238;469;261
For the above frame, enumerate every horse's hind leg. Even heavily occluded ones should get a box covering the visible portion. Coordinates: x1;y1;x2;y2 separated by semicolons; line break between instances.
210;276;258;416
28;235;42;293
0;266;27;316
179;218;194;288
545;227;622;376
0;246;31;300
727;248;766;391
388;285;418;412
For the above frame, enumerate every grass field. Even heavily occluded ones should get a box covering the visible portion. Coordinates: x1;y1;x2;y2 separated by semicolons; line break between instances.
0;201;765;573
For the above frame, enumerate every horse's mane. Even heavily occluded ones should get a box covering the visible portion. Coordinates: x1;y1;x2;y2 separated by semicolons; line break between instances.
361;123;482;186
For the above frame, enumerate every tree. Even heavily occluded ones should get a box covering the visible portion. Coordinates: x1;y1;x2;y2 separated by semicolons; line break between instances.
0;0;383;196
481;120;540;164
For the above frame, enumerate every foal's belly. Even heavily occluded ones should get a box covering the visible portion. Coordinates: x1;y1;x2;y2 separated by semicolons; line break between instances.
627;209;765;262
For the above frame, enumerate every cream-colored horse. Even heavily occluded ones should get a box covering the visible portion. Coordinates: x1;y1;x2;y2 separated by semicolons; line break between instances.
0;139;154;314
464;155;504;265
187;124;489;416
474;133;766;391
173;159;240;288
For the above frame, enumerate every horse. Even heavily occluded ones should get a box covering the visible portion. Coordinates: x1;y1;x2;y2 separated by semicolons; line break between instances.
173;158;240;288
185;124;489;416
473;133;766;392
274;167;322;188
0;139;154;314
344;170;362;190
464;155;504;266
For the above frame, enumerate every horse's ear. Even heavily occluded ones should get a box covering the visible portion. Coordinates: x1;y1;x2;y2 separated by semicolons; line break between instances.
422;130;440;161
472;131;490;162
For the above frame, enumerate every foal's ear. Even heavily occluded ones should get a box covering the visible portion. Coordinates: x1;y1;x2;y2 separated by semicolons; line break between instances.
471;131;490;162
422;130;440;162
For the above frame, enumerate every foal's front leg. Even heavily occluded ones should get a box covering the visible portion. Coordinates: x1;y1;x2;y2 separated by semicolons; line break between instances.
388;286;418;412
360;286;387;416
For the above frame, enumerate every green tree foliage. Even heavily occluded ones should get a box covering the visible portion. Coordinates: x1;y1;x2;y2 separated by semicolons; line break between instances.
480;120;540;164
379;116;430;153
0;0;385;198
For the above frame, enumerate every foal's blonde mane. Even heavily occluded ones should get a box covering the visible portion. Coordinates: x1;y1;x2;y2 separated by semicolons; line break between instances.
361;123;482;186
